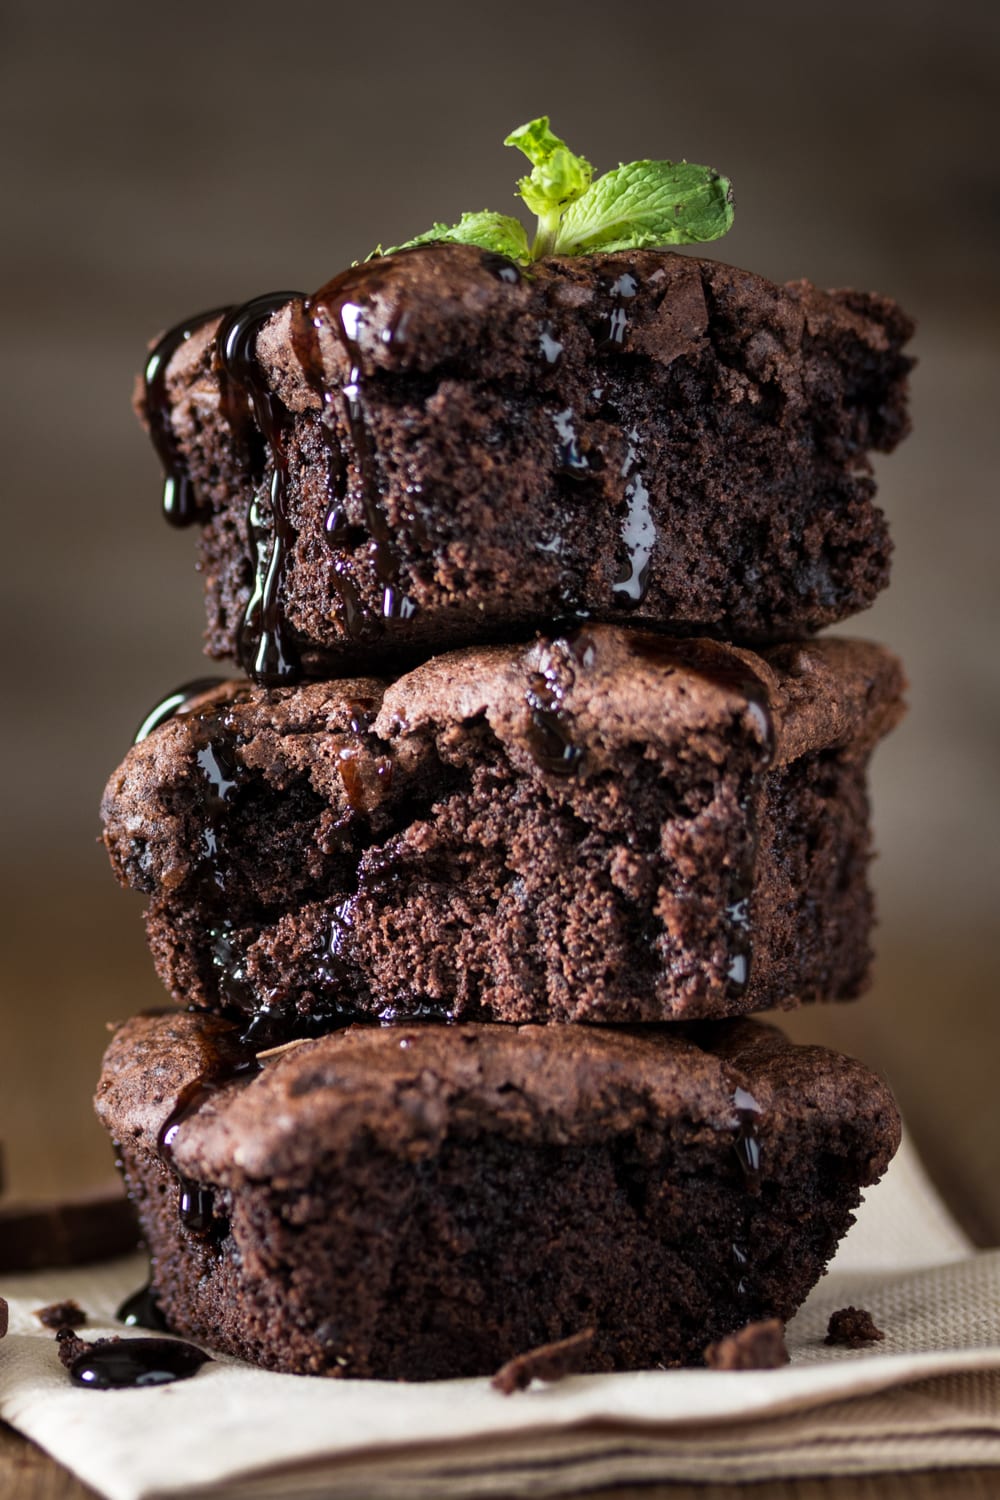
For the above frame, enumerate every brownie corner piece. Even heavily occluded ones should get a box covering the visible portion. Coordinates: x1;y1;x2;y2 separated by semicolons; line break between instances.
97;1012;901;1380
143;243;913;677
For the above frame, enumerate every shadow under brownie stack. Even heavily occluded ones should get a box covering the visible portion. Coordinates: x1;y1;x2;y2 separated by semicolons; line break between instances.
97;203;912;1377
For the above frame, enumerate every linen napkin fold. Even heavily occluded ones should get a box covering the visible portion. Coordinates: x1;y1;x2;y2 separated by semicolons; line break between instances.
2;1134;999;1500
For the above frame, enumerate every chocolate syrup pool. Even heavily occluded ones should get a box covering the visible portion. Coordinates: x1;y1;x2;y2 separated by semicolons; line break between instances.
67;1337;211;1389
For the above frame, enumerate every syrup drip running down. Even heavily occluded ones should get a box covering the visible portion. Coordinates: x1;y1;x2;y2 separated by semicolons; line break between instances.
292;260;418;641
116;1283;169;1332
626;635;775;995
215;292;305;684
191;720;240;895
153;248;524;666
316;897;357;989
613;428;655;605
133;679;226;744
155;1033;259;1237
731;1086;763;1194
144;308;232;528
291;248;521;642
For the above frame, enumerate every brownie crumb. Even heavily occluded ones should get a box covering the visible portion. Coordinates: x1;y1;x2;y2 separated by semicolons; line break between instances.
55;1328;120;1370
0;1296;8;1338
55;1327;92;1369
35;1298;87;1329
826;1306;884;1348
705;1318;790;1370
491;1328;595;1394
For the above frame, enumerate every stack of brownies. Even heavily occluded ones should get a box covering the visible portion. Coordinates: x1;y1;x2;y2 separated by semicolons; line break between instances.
96;242;912;1379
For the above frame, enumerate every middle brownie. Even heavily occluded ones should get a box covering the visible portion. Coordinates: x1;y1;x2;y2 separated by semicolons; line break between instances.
102;627;904;1041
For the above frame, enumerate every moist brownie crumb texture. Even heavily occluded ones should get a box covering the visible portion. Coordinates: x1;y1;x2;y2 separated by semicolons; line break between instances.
93;239;913;1379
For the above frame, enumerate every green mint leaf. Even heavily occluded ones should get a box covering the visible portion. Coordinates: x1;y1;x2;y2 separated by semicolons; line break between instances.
377;127;733;264
381;211;531;262
554;160;734;256
504;116;592;257
504;116;592;217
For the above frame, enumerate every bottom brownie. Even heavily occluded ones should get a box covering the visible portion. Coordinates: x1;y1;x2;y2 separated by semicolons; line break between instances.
96;1013;900;1380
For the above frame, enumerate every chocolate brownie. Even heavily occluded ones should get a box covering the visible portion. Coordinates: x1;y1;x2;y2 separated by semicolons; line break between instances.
138;244;913;681
101;628;904;1039
704;1318;790;1370
95;1011;900;1380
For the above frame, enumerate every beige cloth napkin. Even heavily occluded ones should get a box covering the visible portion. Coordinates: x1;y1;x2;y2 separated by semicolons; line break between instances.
2;1133;999;1500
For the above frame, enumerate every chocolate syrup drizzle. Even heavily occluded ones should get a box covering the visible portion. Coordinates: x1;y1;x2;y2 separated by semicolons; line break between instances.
155;1031;259;1237
731;1086;763;1194
215;292;305;683
133;679;226;744
62;1332;210;1389
291;271;418;636
147;293;307;682
524;636;588;777
117;1283;169;1332
290;248;522;645
144;308;231;528
289;291;381;646
613;428;654;604
138;678;382;1043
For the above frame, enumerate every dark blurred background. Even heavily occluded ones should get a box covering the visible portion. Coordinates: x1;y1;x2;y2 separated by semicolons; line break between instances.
2;1;998;1236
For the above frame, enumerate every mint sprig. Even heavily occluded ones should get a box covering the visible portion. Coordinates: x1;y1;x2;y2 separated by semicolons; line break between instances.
381;117;733;263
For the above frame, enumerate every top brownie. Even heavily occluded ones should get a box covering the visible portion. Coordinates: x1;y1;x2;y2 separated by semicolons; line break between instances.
140;244;913;681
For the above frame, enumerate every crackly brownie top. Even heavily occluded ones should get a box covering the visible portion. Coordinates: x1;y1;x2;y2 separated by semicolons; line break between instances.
151;243;912;440
103;629;904;884
136;243;912;679
95;1010;900;1183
